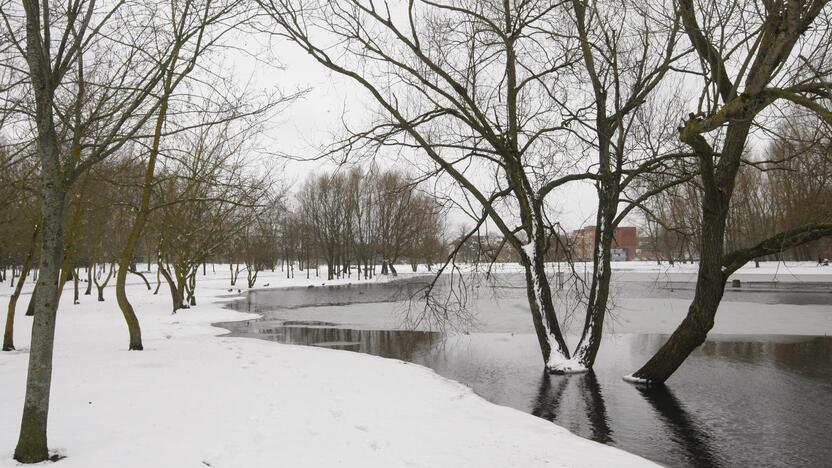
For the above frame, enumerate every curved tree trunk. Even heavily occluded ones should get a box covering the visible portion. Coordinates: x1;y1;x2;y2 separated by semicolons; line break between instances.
113;40;179;350
158;261;182;313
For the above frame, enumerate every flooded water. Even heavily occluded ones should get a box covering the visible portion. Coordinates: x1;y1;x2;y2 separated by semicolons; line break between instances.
219;276;832;468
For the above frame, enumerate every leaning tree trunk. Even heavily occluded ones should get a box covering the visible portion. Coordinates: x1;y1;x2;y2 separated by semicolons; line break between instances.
3;227;39;351
628;123;747;384
629;198;729;383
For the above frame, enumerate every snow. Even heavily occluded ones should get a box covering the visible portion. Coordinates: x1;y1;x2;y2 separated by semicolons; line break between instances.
622;374;651;386
545;355;589;375
0;267;656;468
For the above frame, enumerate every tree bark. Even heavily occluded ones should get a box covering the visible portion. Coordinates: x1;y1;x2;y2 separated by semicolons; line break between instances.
14;1;67;458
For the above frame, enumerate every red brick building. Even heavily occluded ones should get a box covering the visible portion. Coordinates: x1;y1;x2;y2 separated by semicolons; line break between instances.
571;226;638;261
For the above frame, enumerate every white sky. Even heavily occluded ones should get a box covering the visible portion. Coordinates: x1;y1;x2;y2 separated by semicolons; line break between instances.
224;30;601;233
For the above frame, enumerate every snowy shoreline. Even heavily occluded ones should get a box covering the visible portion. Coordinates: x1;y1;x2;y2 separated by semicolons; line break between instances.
1;266;658;468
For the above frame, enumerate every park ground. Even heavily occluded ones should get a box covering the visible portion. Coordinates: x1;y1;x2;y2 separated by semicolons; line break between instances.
2;261;830;467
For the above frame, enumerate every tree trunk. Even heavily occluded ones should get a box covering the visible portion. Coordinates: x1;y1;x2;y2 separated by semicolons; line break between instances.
247;268;258;288
629;124;748;383
520;239;572;373
15;152;65;463
72;267;79;305
84;265;92;296
572;212;616;369
153;268;161;295
175;270;188;310
159;262;182;313
129;268;152;290
629;255;726;383
187;270;196;306
94;263;114;302
3;227;39;351
24;283;37;317
114;54;178;334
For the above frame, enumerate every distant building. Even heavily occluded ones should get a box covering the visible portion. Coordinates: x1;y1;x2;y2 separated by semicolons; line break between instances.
570;226;638;261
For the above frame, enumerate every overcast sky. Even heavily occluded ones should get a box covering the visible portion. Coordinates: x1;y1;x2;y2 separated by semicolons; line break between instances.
225;27;627;235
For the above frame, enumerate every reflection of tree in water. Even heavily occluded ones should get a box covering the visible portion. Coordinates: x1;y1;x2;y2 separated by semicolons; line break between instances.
279;327;441;362
230;278;432;313
699;337;832;380
531;372;613;445
578;372;613;444
530;371;724;468
637;385;720;468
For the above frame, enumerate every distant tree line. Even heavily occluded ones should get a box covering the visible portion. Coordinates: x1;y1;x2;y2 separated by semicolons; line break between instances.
224;167;447;284
641;117;832;265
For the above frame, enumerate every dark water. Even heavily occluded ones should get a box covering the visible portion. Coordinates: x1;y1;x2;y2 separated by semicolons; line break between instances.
219;279;832;468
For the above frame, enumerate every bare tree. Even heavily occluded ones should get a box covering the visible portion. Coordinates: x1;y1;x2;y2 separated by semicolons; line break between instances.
629;0;832;384
4;0;216;460
564;0;692;369
113;0;251;350
256;0;601;372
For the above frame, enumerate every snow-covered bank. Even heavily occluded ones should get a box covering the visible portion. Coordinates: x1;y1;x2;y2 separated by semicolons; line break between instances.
0;269;655;467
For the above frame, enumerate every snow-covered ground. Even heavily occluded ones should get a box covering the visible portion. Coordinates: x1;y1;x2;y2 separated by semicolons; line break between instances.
0;266;657;468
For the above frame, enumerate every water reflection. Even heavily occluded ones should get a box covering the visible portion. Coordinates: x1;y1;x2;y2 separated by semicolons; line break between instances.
532;372;614;444
218;284;832;468
637;385;718;468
